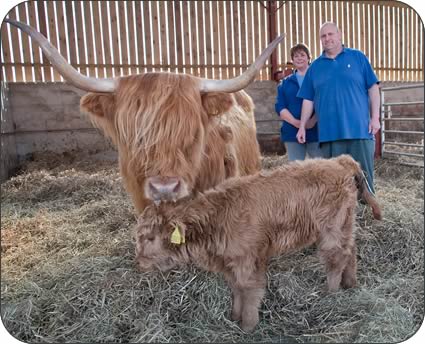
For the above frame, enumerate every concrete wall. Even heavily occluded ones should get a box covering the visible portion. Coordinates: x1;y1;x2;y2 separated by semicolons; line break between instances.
7;83;113;159
245;80;281;134
245;80;286;156
1;81;423;181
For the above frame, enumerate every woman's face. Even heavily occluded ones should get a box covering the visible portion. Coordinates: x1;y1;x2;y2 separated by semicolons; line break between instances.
292;50;309;70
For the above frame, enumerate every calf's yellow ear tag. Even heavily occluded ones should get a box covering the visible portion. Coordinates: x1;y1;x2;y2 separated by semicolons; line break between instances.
170;225;185;245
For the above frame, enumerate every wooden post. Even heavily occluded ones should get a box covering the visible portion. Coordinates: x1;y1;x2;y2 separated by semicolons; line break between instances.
0;81;18;182
267;0;278;80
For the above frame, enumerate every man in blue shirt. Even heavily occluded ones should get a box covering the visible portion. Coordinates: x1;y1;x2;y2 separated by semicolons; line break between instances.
296;22;380;194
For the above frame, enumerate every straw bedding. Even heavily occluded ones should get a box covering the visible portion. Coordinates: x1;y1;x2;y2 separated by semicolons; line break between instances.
1;152;423;342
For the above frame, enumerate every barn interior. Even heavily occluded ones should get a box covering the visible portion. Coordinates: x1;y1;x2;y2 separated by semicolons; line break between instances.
1;1;424;342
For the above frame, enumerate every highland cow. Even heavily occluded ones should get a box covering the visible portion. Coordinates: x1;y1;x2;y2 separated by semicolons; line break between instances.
5;19;286;213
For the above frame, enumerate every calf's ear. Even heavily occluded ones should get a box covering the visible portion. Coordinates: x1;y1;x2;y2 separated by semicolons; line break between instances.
80;93;116;118
201;92;234;117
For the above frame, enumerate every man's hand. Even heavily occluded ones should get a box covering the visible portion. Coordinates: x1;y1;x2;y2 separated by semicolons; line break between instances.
369;117;381;135
296;127;306;144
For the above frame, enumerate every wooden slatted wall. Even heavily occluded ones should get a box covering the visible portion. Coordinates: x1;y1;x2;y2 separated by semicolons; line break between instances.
275;1;424;82
0;1;423;83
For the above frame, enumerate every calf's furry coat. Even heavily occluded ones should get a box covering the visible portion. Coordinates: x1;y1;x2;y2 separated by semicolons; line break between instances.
134;155;382;332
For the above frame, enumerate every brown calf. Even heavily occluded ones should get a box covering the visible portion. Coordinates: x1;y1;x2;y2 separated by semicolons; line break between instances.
134;155;382;332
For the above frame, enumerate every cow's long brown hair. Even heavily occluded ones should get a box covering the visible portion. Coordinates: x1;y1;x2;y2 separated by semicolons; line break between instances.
115;74;206;185
82;73;260;211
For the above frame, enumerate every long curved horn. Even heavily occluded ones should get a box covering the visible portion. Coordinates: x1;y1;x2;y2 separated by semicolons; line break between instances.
199;33;286;93
5;19;116;93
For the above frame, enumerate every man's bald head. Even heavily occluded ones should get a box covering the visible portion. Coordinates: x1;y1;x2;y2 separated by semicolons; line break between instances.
319;22;343;57
320;22;340;33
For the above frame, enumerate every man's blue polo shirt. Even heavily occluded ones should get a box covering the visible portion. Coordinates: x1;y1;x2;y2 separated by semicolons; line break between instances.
297;47;379;143
275;72;318;142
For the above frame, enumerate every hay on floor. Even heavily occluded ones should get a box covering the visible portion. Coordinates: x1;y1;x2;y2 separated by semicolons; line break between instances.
1;152;423;343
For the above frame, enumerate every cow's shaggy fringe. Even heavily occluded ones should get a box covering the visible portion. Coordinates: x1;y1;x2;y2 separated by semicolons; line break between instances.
81;74;261;213
1;152;423;343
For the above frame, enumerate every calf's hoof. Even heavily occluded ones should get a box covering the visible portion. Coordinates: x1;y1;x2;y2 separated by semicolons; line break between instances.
341;276;357;289
240;312;259;332
231;309;242;321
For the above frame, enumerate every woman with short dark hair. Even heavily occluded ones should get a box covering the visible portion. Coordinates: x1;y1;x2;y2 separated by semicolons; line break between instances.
275;44;322;161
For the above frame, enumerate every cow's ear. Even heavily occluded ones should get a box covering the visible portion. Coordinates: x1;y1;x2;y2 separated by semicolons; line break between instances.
80;93;116;118
201;92;234;117
217;125;233;143
232;91;254;113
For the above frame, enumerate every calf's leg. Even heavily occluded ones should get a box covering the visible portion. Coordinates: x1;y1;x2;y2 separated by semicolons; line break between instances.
319;231;353;292
224;273;243;321
227;260;267;332
240;286;265;332
319;205;357;292
321;248;349;292
338;210;357;289
231;287;243;321
341;243;357;289
239;267;267;332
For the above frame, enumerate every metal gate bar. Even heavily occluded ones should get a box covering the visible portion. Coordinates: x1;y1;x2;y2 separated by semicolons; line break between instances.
380;84;424;167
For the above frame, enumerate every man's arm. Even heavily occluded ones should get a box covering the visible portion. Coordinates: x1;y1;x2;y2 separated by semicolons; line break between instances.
368;83;381;135
296;99;314;143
